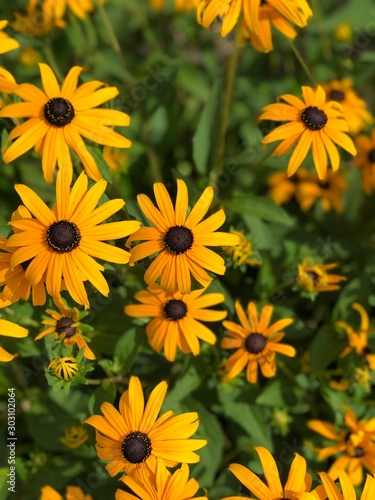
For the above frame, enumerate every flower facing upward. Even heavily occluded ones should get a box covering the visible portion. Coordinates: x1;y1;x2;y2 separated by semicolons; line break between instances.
0;63;131;183
0;20;19;54
336;302;375;370
127;179;239;294
41;485;93;500
60;424;89;449
0;318;28;362
116;459;208;500
319;470;375;500
223;230;261;267
84;376;207;477
6;170;140;309
322;79;373;135
223;446;322;500
308;407;375;486
297;259;346;293
354;130;375;195
260;86;356;180
125;284;226;361
221;300;295;383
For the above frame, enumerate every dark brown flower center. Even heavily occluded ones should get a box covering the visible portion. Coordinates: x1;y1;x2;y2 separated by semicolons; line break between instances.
121;431;152;464
354;446;365;457
307;270;320;285
44;97;75;127
46;220;81;253
329;90;345;102
245;333;267;354
56;317;76;338
164;299;187;321
368;149;375;163
301;106;327;130
21;258;33;271
164;225;194;255
318;180;331;190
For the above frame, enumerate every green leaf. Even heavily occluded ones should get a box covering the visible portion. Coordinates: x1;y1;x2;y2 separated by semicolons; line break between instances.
87;146;112;183
114;326;144;371
88;381;117;416
310;324;346;372
163;363;202;407
227;194;293;226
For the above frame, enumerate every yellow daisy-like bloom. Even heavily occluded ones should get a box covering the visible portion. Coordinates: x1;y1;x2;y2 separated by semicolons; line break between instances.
221;300;295;384
334;22;353;43
49;356;79;380
36;301;95;360
308;407;375;486
321;79;373;136
223;446;322;500
127;179;239;294
19;47;41;67
297;259;346;293
295;168;348;213
0;62;131;183
116;458;207;500
354;130;375;196
60;424;89;449
336;302;375;370
7;170;140;309
103;146;128;173
124;284;226;361
267;168;313;205
41;485;93;500
223;230;261;267
0;318;28;362
0;20;19;54
84;375;207;477
319;470;375;500
260;86;357;180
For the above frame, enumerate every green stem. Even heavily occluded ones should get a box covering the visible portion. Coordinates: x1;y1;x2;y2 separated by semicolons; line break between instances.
289;41;317;87
141;117;163;182
252;142;279;170
42;44;63;82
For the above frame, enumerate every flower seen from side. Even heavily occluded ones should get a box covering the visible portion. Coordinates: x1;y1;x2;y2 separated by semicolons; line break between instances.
84;375;207;477
49;356;79;380
222;230;261;267
259;86;356;180
267;168;313;205
127;179;239;293
0;318;28;362
354;129;375;195
297;259;346;293
319;470;375;500
0;62;131;183
60;424;89;449
124;283;226;361
40;485;93;500
221;300;295;384
0;20;19;54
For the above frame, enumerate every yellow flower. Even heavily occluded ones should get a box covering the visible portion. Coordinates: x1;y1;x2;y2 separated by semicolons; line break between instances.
36;301;95;360
0;63;131;183
7;170;140;309
0;20;19;54
60;424;89;449
267;168;313;205
321;79;373;135
354;130;375;195
260;86;356;180
49;356;79;380
308;406;375;486
84;375;207;477
223;230;261;266
41;485;93;500
297;259;346;293
127;179;239;293
0;318;28;362
150;0;198;11
19;47;41;67
334;22;353;42
125;284;226;361
221;300;295;384
319;470;375;500
336;302;375;369
103;145;128;173
223;446;322;500
116;459;207;500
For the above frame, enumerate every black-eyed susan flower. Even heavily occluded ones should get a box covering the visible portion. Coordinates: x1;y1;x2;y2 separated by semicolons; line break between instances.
260;86;357;180
7;170;140;309
127;179;239;294
60;424;89;449
222;230;261;267
84;375;207;477
103;146;128;173
116;458;207;500
0;62;131;183
221;300;295;384
41;485;93;500
0;318;28;362
267;168;313;206
0;20;19;54
322;79;373;135
49;356;79;380
336;302;375;370
297;259;346;293
124;284;226;361
36;300;95;360
295;168;347;213
354;130;375;195
223;446;323;500
319;469;375;500
308;406;375;486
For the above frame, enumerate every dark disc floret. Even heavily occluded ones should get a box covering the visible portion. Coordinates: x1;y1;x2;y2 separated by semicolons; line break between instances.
46;220;81;253
44;97;75;127
329;90;345;102
164;299;187;321
368;149;375;163
164;225;194;255
307;270;320;285
354;446;365;458
245;333;267;354
121;431;152;464
301;106;328;131
56;317;76;338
